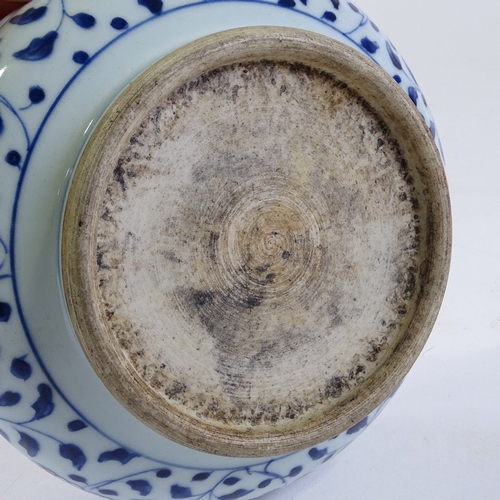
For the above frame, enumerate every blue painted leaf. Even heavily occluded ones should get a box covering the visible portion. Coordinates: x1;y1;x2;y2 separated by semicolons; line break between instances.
258;479;272;489
393;75;402;84
408;86;418;105
0;429;10;442
331;0;340;9
68;419;88;432
71;13;96;29
171;485;192;499
18;431;39;457
59;443;87;470
361;36;379;54
300;0;307;5
98;448;139;464
10;356;32;381
322;11;337;22
111;17;128;30
0;302;12;321
127;479;152;496
28;86;45;104
31;383;54;420
429;121;436;138
347;416;368;434
99;489;118;496
69;474;87;483
0;115;4;135
157;468;172;478
348;2;360;12
72;51;89;64
13;31;58;61
289;466;303;477
220;490;254;500
192;472;211;481
0;391;21;406
10;6;47;25
278;0;296;7
138;0;163;15
223;477;241;486
386;41;402;70
309;447;328;460
5;151;21;167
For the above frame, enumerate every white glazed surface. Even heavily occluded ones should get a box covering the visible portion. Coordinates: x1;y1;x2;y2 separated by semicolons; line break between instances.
0;1;440;499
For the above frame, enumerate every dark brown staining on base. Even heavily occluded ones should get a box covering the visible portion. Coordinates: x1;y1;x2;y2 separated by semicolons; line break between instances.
95;57;426;428
113;164;127;192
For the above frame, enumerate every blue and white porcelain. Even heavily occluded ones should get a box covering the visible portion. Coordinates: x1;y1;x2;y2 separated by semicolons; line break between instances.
0;1;444;499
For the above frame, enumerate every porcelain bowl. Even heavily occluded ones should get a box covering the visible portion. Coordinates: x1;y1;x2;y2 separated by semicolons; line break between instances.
0;1;451;499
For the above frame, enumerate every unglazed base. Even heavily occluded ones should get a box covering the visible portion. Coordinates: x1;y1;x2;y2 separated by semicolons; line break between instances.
62;27;451;457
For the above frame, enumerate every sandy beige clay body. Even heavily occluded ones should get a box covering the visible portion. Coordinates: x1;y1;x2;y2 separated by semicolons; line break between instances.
62;28;451;458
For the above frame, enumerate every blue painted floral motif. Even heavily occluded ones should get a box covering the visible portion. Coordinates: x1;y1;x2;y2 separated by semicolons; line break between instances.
28;85;46;104
67;419;88;432
98;448;140;464
70;12;96;29
323;11;337;22
13;30;58;61
0;302;12;322
30;383;54;421
18;431;40;457
5;150;22;167
9;6;47;25
138;0;164;15
111;17;129;30
361;36;379;54
10;356;32;381
0;1;437;498
0;391;21;407
127;479;152;496
72;50;89;64
59;443;87;470
346;416;368;434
